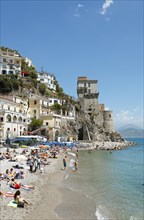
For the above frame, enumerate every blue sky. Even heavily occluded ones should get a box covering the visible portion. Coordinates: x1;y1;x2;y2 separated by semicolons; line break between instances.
1;0;143;129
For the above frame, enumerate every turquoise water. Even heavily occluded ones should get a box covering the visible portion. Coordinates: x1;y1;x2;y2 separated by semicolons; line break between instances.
65;138;144;220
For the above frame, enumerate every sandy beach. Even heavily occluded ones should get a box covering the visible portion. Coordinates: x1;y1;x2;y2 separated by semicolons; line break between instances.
0;140;135;220
0;146;97;220
0;147;64;220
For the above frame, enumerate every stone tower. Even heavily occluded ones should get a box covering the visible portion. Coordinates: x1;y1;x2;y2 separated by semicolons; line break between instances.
77;76;114;139
77;76;99;115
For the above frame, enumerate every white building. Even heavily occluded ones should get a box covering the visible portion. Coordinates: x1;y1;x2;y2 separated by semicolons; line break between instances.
24;57;34;67
37;72;56;91
0;49;22;75
48;98;62;106
0;96;30;139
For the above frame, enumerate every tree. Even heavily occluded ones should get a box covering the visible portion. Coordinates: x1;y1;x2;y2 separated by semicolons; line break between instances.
50;103;62;114
0;76;13;94
39;83;46;95
29;118;43;131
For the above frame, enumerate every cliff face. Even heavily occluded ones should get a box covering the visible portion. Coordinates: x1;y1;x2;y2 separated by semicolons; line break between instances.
62;112;124;142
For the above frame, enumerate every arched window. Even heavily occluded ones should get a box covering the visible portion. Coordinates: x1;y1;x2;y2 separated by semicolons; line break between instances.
18;116;22;122
6;114;11;122
13;116;17;122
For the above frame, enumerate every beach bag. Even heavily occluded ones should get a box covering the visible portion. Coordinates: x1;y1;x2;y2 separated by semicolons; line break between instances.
17;201;24;208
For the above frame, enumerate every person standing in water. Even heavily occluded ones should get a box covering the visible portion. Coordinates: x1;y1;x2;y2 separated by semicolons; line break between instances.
63;156;67;171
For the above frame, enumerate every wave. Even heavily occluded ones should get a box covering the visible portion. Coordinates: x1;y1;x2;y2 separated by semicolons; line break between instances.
95;205;109;220
129;216;138;220
68;152;76;157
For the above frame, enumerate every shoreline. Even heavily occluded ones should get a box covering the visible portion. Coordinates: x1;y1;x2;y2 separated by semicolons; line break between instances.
76;140;136;151
0;140;137;220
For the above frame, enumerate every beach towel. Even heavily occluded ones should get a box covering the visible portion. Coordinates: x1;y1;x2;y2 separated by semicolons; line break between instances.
7;200;17;208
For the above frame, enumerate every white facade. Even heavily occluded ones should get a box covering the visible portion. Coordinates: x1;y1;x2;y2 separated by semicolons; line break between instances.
0;96;30;139
37;72;56;91
48;98;62;106
0;49;22;75
24;57;34;67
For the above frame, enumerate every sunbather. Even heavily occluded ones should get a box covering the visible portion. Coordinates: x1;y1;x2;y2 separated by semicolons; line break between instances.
0;191;14;197
14;190;31;206
9;178;35;189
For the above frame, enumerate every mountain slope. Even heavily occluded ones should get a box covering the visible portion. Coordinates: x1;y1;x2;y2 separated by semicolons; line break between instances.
118;128;144;138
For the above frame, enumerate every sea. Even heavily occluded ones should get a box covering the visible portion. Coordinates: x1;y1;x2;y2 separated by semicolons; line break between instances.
60;138;144;220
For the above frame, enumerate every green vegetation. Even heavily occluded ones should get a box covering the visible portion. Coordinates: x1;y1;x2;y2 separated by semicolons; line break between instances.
0;75;22;94
29;118;43;131
0;46;78;113
0;46;19;54
50;103;62;114
39;83;47;95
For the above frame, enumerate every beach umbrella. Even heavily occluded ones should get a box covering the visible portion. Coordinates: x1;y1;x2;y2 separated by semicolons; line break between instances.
39;145;48;149
15;155;27;161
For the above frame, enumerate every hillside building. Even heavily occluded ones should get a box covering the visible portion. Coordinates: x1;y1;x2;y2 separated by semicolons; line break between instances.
0;95;29;139
0;49;22;76
37;71;56;91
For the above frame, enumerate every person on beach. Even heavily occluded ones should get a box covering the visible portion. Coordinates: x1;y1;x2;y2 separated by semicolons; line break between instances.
14;190;31;207
37;157;41;170
63;156;67;171
0;191;14;197
34;158;38;173
9;178;35;189
29;158;33;172
74;160;78;173
76;152;79;160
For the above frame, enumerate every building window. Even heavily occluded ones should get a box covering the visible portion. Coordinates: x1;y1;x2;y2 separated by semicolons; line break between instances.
18;117;22;122
2;70;7;74
7;128;10;131
0;117;3;122
10;59;13;64
46;122;48;126
34;110;37;114
109;114;111;118
88;83;90;87
23;119;26;122
84;83;86;87
34;100;37;105
3;58;7;62
14;128;16;131
6;115;11;122
88;89;91;94
9;71;13;74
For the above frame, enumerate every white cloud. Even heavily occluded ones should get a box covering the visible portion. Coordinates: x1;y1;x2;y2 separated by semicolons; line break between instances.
74;3;84;17
100;0;114;15
74;13;80;17
114;109;144;129
77;4;84;8
134;107;140;112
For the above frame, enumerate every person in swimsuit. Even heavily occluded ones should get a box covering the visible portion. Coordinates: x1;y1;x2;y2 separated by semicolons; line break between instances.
63;156;67;171
14;190;30;206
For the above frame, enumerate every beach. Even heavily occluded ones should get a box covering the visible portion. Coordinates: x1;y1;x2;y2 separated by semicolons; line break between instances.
1;139;142;220
0;147;62;220
0;146;97;220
